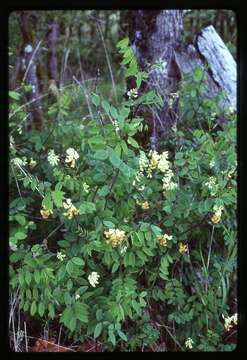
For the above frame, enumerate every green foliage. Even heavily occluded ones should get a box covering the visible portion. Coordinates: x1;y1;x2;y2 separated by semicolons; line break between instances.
9;38;237;351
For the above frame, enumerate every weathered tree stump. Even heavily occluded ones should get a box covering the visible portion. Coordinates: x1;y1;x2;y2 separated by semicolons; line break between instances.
196;25;236;112
175;25;236;113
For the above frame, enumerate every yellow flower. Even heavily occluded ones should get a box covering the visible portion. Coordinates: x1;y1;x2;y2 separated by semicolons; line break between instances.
40;208;53;219
179;242;188;254
63;198;73;209
136;200;149;209
211;205;224;224
222;313;237;331
65;148;79;168
157;233;172;246
63;198;79;219
211;213;221;224
63;207;79;219
150;158;159;169
157;151;170;173
141;201;150;210
148;150;160;169
205;176;218;196
104;228;126;247
157;236;167;246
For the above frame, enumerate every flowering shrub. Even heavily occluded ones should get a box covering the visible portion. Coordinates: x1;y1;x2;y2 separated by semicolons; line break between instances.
9;38;237;351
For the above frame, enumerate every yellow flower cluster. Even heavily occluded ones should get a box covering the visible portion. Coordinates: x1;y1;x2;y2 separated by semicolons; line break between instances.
139;151;151;175
157;233;172;246
162;168;177;192
149;150;160;170
179;242;188;254
40;207;53;219
136;200;150;209
150;150;177;192
133;150;177;193
104;228;126;247
63;198;79;219
141;201;150;209
222;313;237;331
65;148;79;168
205;176;218;196
153;151;169;172
211;205;224;224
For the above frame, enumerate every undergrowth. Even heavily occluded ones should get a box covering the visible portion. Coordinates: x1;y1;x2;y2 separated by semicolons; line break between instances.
9;38;237;352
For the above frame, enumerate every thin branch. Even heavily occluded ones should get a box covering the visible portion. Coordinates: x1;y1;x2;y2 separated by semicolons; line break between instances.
10;164;25;204
73;75;94;121
24;321;28;352
206;225;215;271
44;223;63;242
22;40;42;82
96;21;118;104
154;322;184;351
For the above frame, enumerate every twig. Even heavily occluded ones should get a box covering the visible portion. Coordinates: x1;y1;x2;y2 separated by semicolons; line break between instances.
9;288;20;327
44;223;63;242
104;168;120;209
60;48;70;89
96;21;118;104
155;322;184;351
206;225;215;271
10;164;25;205
24;321;28;352
73;75;94;121
11;311;17;352
58;325;62;346
15;164;44;198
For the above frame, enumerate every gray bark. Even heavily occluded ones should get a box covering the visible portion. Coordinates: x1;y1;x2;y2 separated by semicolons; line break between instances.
22;42;44;130
174;25;236;113
130;12;236;143
47;22;60;83
20;11;44;130
174;44;220;100
130;10;184;145
196;25;236;111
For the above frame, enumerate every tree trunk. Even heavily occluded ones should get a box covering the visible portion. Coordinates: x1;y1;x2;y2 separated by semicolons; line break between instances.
46;21;60;84
129;10;184;145
19;11;44;130
46;21;60;105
